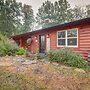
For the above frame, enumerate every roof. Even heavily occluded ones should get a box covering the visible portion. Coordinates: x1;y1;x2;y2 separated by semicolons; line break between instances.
12;17;90;39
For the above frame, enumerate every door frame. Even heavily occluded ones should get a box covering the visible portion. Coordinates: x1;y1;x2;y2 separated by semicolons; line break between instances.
39;34;46;53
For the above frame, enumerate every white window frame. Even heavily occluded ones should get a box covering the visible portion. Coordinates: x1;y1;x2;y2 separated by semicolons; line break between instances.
57;28;78;48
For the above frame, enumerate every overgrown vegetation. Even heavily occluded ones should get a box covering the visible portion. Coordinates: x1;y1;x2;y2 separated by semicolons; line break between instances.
0;58;90;90
0;34;26;56
48;48;89;69
0;34;18;56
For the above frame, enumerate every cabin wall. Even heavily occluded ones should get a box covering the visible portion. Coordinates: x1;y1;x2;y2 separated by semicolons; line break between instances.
78;26;90;59
15;24;90;60
49;25;90;60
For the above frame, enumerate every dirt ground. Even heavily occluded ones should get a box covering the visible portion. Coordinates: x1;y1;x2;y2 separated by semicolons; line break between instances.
0;56;90;90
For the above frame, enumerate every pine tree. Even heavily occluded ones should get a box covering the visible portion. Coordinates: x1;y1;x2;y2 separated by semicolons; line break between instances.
36;0;55;28
72;6;86;20
86;5;90;17
54;0;73;23
0;0;21;36
22;4;35;33
36;0;72;29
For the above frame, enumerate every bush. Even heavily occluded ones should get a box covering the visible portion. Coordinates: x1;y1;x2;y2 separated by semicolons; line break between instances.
0;33;19;56
48;48;88;68
16;47;26;55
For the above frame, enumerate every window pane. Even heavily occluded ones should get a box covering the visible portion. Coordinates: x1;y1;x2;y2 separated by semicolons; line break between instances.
58;39;65;45
67;29;77;37
67;38;77;46
58;31;65;38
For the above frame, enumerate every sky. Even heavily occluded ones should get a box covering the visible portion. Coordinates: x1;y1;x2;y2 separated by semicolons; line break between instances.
17;0;90;15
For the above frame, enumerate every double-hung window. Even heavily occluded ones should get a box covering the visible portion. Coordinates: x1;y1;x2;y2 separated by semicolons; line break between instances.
57;29;78;47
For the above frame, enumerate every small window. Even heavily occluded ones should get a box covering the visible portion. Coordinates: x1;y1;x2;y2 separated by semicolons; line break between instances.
58;31;66;46
57;29;78;47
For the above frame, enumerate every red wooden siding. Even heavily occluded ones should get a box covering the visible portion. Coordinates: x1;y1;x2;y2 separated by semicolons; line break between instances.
79;27;90;59
48;26;90;60
12;18;90;60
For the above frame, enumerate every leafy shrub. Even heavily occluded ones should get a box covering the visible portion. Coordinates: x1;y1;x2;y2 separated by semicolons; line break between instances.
0;33;19;56
16;47;26;55
48;48;88;68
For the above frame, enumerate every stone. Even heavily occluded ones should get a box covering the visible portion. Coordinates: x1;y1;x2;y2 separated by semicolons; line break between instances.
60;65;71;69
75;68;86;73
52;62;59;66
13;57;25;62
22;60;37;65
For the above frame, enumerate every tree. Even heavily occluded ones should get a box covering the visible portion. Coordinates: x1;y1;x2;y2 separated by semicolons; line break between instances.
0;0;21;36
86;5;90;17
36;0;72;29
72;6;86;20
22;4;35;33
36;0;55;28
54;0;73;23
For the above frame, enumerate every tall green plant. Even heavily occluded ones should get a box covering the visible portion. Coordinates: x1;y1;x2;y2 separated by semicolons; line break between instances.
0;33;19;56
48;48;88;68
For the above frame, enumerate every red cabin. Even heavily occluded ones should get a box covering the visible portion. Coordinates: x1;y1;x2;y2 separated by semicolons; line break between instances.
12;18;90;60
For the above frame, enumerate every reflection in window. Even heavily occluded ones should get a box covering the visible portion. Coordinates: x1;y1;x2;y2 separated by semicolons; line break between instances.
58;39;65;45
58;31;65;38
67;38;77;45
67;29;77;37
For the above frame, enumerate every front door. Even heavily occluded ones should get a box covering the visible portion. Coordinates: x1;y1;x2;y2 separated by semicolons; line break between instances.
39;35;45;53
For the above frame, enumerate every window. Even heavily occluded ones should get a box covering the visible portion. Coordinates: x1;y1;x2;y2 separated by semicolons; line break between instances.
58;31;66;46
57;29;78;47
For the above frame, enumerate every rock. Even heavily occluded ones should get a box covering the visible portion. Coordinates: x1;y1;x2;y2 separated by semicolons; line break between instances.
22;60;37;65
75;68;86;73
13;57;25;62
60;65;71;69
52;62;59;66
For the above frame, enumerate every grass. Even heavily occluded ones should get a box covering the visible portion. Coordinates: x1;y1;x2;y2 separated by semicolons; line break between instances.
0;67;47;90
0;57;90;90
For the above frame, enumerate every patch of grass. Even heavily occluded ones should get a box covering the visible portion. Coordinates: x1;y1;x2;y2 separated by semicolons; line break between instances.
0;67;47;90
0;59;90;90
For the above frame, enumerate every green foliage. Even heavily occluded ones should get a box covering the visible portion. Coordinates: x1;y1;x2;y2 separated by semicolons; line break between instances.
72;6;86;20
0;0;22;36
36;0;90;29
36;0;56;28
16;47;26;55
36;0;73;28
86;4;90;17
0;33;19;56
0;1;35;36
48;48;88;68
21;4;35;33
